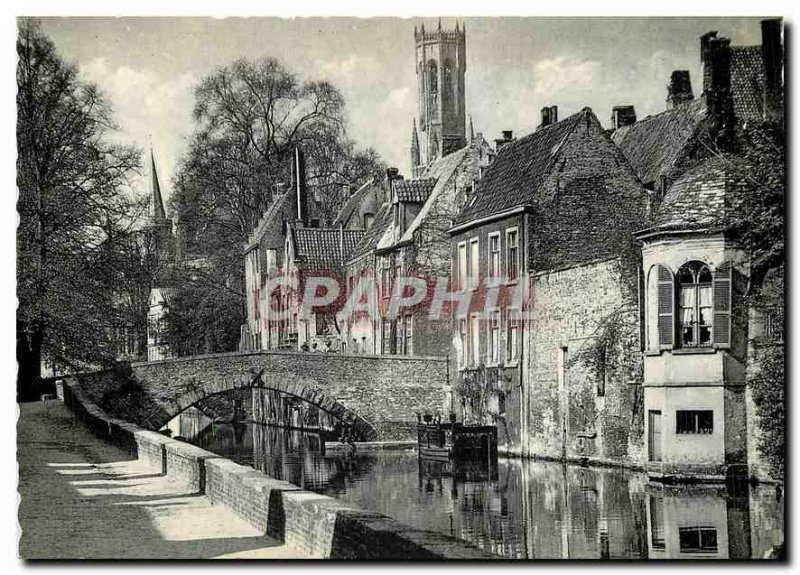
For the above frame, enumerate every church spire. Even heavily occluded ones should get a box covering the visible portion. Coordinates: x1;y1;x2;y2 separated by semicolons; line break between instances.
410;118;420;176
150;148;167;225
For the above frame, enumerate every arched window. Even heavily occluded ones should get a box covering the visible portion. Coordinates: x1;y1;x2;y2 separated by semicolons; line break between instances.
428;60;438;110
443;60;454;107
677;261;713;347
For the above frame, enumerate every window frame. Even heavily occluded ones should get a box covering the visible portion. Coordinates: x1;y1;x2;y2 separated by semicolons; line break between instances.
488;231;502;283
506;309;520;365
487;309;501;365
468;237;480;291
456;241;468;291
675;410;714;434
506;227;519;284
677;261;714;348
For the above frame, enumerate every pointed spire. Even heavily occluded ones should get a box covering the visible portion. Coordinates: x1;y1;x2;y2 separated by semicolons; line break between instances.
150;148;167;224
468;115;475;143
410;119;421;174
438;18;442;31
455;20;460;32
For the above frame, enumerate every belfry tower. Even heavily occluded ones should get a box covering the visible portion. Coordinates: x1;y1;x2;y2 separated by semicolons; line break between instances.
411;20;467;176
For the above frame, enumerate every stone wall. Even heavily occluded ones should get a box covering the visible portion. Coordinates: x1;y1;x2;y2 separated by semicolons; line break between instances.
73;351;448;440
60;379;494;560
523;258;645;464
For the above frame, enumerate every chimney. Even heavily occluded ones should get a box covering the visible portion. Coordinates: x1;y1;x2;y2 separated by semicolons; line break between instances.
666;70;694;109
700;31;719;95
537;106;558;130
611;106;637;130
386;167;400;202
494;130;514;150
293;147;308;227
761;18;783;121
707;37;734;150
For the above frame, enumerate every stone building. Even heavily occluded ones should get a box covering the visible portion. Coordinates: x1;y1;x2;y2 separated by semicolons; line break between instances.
411;20;467;176
440;18;782;479
281;225;365;351
241;147;378;351
447;106;650;460
341;21;494;358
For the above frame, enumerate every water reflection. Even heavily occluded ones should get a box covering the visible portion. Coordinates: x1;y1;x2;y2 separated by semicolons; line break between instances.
179;418;783;560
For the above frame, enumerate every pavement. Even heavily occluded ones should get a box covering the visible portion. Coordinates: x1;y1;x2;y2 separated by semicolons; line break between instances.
17;400;306;559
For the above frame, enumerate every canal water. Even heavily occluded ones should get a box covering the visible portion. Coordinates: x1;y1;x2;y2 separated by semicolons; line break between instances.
171;412;784;559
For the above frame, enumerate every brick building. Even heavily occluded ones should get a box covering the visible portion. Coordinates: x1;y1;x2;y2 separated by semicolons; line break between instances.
447;106;650;459
442;18;783;478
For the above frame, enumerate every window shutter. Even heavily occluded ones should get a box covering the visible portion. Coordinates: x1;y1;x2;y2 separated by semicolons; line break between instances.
657;265;674;348
713;262;732;348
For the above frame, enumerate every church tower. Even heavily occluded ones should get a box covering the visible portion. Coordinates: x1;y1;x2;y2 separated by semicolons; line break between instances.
412;20;467;176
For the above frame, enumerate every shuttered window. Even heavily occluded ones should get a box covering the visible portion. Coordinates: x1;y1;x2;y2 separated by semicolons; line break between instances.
657;265;675;348
713;262;732;348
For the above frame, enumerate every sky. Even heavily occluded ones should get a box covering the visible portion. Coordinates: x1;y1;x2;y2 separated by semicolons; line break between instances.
38;16;765;206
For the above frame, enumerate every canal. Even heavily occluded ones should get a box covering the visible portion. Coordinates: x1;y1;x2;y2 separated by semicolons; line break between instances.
169;411;784;559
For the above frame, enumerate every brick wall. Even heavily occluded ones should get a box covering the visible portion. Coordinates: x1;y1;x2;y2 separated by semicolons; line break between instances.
72;351;448;441
60;379;495;559
523;258;645;464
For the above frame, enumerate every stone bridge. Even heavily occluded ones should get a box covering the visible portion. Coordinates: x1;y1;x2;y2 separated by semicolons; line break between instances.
72;350;449;441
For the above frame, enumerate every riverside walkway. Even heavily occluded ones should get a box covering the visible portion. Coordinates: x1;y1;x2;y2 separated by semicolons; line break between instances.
17;401;305;559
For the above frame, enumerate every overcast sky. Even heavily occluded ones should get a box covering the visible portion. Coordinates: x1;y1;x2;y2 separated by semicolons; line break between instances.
39;16;764;205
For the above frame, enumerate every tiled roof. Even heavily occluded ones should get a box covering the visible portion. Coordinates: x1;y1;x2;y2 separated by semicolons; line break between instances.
646;155;745;233
394;178;437;203
292;227;365;268
347;202;393;262
611;99;709;186
731;45;766;121
454;109;589;224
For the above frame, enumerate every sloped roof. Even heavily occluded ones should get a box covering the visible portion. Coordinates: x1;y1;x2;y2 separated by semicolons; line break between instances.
644;155;745;234
292;227;365;268
454;109;589;224
396;145;471;246
611;99;709;186
394;178;437;203
347;202;393;263
332;179;383;228
731;45;766;121
245;189;292;252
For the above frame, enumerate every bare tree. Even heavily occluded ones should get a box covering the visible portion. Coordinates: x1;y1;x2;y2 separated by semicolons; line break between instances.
16;19;142;398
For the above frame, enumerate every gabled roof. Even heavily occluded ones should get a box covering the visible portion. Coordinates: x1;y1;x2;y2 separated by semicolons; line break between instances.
394;178;437;203
396;145;472;246
347;202;393;263
730;45;767;121
454;109;589;225
611;99;709;186
291;227;365;268
245;189;292;252
331;179;383;228
642;155;745;235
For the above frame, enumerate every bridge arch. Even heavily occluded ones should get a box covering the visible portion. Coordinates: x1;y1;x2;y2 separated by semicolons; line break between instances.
143;368;379;441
